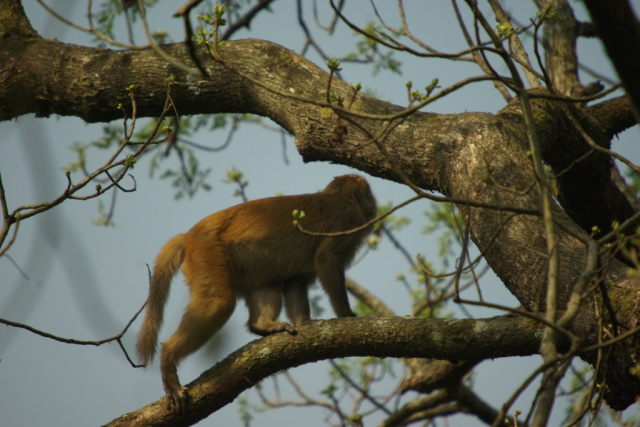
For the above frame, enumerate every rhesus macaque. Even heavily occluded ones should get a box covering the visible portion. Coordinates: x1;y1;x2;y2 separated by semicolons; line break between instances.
137;174;377;412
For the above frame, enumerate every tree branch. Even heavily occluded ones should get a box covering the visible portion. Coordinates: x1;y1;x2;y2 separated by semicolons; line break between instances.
534;0;585;96
587;95;637;138
105;315;548;426
583;0;640;122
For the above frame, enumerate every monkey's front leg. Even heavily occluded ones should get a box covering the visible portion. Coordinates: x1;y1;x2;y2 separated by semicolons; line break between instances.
315;250;357;318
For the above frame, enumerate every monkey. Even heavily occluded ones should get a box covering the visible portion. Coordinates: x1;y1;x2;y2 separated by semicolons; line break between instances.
136;174;377;412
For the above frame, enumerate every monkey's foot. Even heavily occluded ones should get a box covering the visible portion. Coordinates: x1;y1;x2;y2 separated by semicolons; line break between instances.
166;386;189;413
249;321;297;336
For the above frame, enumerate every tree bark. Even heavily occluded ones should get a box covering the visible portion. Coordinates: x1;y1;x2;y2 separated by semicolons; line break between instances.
105;315;549;426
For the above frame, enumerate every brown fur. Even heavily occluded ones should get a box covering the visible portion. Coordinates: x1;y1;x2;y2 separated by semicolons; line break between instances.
136;174;377;412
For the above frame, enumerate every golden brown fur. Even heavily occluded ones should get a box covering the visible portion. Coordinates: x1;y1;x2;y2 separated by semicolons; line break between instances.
136;174;376;412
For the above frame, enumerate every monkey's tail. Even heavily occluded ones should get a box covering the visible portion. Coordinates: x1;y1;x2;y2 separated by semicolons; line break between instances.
137;233;186;366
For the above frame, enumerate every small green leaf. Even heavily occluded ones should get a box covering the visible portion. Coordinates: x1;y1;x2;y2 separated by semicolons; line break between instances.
326;58;342;72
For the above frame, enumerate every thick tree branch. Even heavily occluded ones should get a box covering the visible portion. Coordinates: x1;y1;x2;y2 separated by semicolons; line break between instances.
588;95;637;138
499;94;638;245
534;0;585;96
583;0;640;122
0;0;37;38
105;315;548;426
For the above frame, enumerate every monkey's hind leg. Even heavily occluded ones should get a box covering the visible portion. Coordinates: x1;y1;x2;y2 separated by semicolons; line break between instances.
246;285;297;336
283;276;313;327
160;253;236;412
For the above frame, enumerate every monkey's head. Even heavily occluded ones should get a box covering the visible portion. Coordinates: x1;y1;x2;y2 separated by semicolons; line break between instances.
324;175;377;220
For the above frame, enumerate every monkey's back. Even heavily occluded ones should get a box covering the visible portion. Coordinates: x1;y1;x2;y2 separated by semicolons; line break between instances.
183;192;371;296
